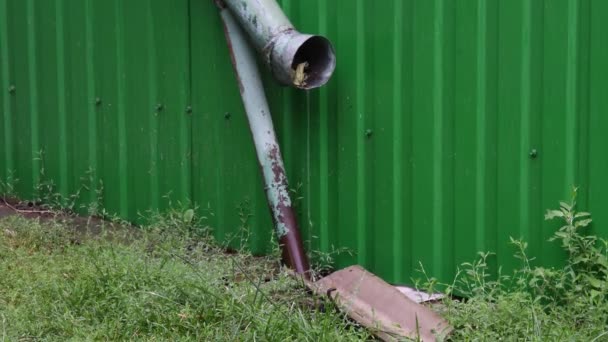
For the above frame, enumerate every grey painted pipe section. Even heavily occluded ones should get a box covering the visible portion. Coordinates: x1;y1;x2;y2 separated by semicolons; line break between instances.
218;6;310;276
222;0;336;89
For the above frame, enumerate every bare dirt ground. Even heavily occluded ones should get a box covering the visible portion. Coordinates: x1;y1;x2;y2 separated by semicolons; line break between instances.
0;198;141;243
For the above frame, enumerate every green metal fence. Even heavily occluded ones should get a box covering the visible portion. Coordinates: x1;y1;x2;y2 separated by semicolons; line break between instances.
1;0;608;285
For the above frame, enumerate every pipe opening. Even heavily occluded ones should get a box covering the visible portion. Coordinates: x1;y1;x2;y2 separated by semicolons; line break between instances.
291;36;336;89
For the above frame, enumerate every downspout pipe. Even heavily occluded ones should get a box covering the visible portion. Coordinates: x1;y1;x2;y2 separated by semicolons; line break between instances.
220;0;336;89
216;3;311;277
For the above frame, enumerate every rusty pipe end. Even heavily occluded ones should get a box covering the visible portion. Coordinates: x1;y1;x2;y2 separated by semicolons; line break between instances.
270;32;336;90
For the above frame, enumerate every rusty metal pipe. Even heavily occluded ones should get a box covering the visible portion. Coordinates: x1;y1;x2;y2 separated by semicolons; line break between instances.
217;4;311;277
220;0;336;89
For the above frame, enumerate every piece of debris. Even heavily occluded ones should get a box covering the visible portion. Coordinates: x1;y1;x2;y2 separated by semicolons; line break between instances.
292;61;309;87
305;266;452;342
395;286;445;304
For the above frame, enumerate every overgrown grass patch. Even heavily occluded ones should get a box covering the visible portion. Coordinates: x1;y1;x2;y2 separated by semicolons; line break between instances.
422;188;608;341
0;214;370;341
3;187;608;341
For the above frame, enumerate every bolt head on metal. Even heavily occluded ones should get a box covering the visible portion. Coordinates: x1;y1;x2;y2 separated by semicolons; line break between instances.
95;97;102;106
365;129;373;138
156;103;164;112
8;85;15;94
186;105;193;114
224;112;231;120
529;149;538;159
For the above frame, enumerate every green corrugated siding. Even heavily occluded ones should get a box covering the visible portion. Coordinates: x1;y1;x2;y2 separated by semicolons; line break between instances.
1;0;608;285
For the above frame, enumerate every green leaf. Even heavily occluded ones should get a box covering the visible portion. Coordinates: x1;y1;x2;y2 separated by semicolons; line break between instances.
596;256;608;268
560;201;572;211
590;289;602;299
575;219;592;228
585;275;604;289
183;209;195;224
574;212;591;218
545;210;565;220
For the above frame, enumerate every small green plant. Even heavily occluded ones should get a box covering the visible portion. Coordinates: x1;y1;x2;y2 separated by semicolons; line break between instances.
426;187;608;341
1;162;104;219
0;171;17;198
544;190;608;304
221;198;260;253
309;245;354;277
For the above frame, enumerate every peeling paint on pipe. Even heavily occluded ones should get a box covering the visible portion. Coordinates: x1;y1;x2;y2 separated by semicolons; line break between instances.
221;0;336;89
217;4;310;277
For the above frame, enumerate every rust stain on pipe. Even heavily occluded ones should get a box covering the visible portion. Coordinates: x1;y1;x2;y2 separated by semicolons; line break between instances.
267;144;309;274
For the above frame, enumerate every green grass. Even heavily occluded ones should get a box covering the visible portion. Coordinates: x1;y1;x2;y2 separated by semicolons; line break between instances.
2;188;608;341
426;189;608;341
0;214;371;341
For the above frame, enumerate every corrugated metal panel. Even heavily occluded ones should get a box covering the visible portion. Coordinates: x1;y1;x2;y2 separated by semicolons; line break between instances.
190;1;274;252
0;0;192;218
1;0;608;285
